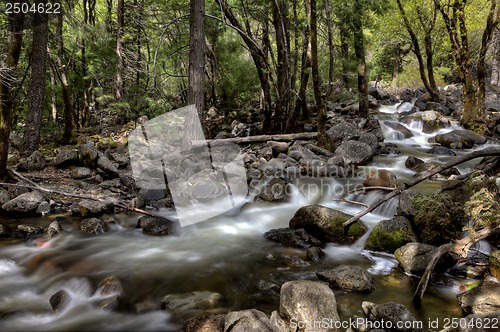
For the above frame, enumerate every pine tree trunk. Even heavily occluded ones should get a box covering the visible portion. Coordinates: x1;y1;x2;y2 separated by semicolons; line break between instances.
0;9;25;180
23;0;49;156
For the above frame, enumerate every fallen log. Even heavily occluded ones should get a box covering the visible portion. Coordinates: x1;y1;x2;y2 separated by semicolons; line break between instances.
412;225;500;307
192;132;318;147
342;147;500;229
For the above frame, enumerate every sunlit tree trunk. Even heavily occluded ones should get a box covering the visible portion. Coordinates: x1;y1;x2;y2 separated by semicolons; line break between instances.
0;8;25;180
23;0;49;155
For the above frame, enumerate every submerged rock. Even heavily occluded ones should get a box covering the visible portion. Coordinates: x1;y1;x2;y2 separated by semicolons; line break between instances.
79;218;109;234
161;291;222;313
46;220;63;238
363;169;398;188
289;204;367;244
96;276;123;310
362;301;422;332
138;216;176;236
316;265;375;292
264;228;323;249
49;289;71;313
364;216;418;253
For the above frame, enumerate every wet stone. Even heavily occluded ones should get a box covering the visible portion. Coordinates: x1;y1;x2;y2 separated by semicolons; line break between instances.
49;289;71;313
79;218;109;234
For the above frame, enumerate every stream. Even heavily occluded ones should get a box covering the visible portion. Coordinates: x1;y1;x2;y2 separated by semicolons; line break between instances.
0;103;497;331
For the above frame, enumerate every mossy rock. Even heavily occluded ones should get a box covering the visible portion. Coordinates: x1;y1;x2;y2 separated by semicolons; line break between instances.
464;174;500;229
411;193;464;245
490;250;500;280
289;204;367;244
364;216;418;253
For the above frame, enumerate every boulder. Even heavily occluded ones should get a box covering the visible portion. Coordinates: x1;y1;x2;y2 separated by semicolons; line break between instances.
426;101;451;116
457;281;500;314
490;250;500;280
405;156;424;171
288;145;321;161
270;311;289;332
428;146;456;156
289;204;367;244
316;265;375;292
97;155;120;178
78;143;99;168
18;224;43;238
183;313;225;332
17;150;46;171
326;121;360;145
79;199;114;218
267;141;289;154
258;178;289;202
79;218;108;234
279;280;340;332
161;291;222;313
402;111;449;133
334;140;374;165
435;130;487;149
394;243;454;275
362;301;422;332
36;201;51;215
72;167;93;179
225;309;274;332
363;169;398;188
2;190;44;214
54;146;79;167
364;216;418;253
384;121;414;139
264;228;323;249
306;247;325;262
138;216;176;236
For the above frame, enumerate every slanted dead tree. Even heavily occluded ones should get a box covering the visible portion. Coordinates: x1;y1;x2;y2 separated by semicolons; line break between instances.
342;147;500;229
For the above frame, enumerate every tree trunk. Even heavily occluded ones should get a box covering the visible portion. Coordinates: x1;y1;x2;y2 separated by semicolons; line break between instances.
353;2;368;118
339;23;350;89
23;0;49;156
115;0;124;101
48;57;57;123
272;0;291;133
187;0;206;133
56;3;74;144
491;28;500;86
286;25;311;133
0;9;25;180
396;0;439;101
324;0;334;97
310;0;333;150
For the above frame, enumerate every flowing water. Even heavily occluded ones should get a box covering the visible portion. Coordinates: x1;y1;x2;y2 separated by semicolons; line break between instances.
0;103;495;331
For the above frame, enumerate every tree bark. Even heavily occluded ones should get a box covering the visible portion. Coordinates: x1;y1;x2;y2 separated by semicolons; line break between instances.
272;0;291;133
0;7;25;181
324;0;334;96
491;28;500;86
23;0;49;156
339;23;350;89
353;1;368;118
185;0;206;142
55;2;74;144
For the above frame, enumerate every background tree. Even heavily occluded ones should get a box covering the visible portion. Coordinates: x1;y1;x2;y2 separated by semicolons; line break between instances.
0;4;25;180
23;0;49;155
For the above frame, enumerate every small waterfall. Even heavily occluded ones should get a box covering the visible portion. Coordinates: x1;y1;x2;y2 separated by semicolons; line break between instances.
396;102;416;113
408;119;424;132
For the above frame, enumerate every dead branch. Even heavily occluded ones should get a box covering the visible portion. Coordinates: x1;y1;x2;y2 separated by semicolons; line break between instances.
412;225;500;307
2;169;174;222
332;197;370;208
342;148;500;229
347;186;396;194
